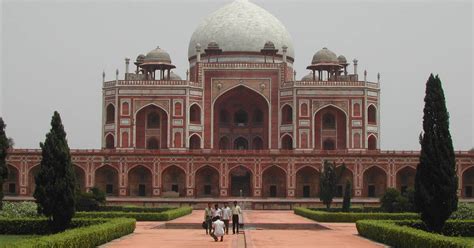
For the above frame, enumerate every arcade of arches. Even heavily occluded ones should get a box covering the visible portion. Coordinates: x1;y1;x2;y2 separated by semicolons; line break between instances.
3;159;473;199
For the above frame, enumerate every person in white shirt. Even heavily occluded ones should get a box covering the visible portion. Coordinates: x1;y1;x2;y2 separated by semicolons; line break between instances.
213;204;222;219
211;216;225;242
231;201;242;234
222;203;232;234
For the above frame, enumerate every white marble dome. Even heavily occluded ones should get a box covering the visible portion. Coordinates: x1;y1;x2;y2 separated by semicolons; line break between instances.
188;0;294;60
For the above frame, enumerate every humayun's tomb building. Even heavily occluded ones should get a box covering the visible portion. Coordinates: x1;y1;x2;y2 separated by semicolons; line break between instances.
3;0;473;208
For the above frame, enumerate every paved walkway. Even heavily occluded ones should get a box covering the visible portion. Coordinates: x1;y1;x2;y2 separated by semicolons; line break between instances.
103;210;383;248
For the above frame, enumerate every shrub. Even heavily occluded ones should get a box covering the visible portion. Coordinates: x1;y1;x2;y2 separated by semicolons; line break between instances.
294;207;418;222
0;201;39;218
97;205;174;213
380;188;400;213
90;187;106;204
0;218;105;235
309;207;383;213
319;160;337;209
75;188;107;212
396;220;474;237
342;180;351;212
380;188;413;213
404;187;416;210
75;206;192;221
76;192;100;212
450;203;474;220
0;118;9;211
7;218;135;248
356;220;472;248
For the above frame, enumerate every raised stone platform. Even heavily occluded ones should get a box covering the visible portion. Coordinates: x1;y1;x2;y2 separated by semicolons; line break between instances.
4;196;382;210
102;210;383;248
159;210;328;230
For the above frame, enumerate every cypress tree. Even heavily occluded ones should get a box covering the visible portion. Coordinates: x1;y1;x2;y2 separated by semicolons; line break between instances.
342;180;352;211
34;112;76;232
0;118;10;210
320;160;337;209
415;74;457;233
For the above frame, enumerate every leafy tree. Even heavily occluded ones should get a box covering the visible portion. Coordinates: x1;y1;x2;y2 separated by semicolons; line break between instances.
0;118;10;210
34;112;76;232
415;74;457;233
319;160;337;209
342;180;352;211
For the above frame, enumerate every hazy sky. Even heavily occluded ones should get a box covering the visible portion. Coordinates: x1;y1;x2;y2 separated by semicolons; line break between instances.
1;0;472;150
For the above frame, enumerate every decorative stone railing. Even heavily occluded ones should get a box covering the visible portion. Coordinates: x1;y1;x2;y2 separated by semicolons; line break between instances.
7;148;472;157
282;81;379;89
103;80;201;88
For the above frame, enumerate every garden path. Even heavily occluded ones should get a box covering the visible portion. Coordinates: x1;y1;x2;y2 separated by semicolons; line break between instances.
102;210;383;248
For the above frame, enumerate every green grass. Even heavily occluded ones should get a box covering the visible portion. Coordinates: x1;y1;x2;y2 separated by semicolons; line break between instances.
456;237;474;245
0;235;37;247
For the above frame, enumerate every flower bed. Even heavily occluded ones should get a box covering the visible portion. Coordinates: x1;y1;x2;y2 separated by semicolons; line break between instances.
75;206;192;221
294;207;418;222
356;219;474;248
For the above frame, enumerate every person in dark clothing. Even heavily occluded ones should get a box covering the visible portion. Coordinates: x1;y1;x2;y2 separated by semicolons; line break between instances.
231;201;242;234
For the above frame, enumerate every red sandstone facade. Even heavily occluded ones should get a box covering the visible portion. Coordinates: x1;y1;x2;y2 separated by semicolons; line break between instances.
3;150;474;200
3;0;473;202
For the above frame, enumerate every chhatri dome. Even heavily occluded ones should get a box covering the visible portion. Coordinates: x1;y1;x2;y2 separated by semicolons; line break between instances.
188;0;294;61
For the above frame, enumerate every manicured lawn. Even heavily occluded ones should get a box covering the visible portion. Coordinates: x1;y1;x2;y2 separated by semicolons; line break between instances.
0;235;37;247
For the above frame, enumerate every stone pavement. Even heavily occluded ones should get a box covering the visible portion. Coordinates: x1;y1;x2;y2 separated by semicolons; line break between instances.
103;210;383;248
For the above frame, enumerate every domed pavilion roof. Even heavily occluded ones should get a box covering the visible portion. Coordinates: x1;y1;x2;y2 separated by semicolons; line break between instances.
188;0;294;60
169;71;182;80
311;47;338;64
143;46;172;64
337;55;347;64
301;72;318;81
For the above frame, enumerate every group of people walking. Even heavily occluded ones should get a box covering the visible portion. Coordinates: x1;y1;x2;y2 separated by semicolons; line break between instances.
204;201;242;242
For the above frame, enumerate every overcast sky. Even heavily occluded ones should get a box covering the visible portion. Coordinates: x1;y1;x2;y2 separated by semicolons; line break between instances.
1;0;472;150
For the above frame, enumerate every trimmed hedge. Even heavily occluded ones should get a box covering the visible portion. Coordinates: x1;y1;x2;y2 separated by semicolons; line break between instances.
294;207;418;222
97;205;174;213
396;220;474;237
0;218;135;248
309;207;384;213
356;220;473;248
75;206;192;221
0;218;105;235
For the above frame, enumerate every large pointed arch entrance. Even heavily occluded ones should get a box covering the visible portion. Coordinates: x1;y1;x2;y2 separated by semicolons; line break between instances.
135;104;168;149
213;86;269;150
229;166;253;197
314;105;347;150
